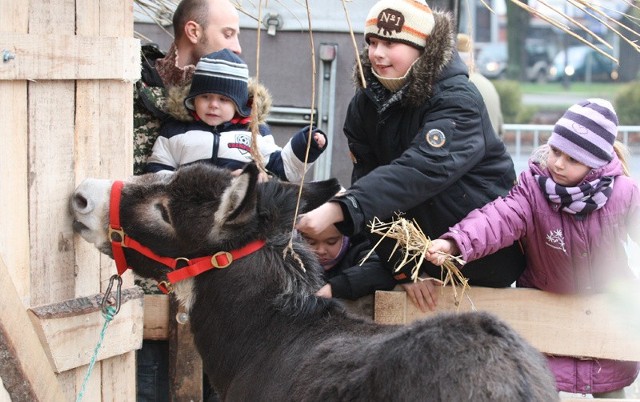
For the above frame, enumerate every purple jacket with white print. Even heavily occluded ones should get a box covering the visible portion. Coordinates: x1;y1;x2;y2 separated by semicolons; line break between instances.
441;148;640;394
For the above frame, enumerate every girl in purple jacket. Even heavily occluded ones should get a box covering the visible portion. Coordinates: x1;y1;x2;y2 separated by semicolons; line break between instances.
427;98;640;398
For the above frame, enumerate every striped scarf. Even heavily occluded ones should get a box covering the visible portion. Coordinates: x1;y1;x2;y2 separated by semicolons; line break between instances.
536;174;614;217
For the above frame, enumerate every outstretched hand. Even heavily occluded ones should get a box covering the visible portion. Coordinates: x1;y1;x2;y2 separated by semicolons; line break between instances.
401;277;443;312
316;283;333;298
295;202;343;237
425;239;458;266
231;168;270;183
313;132;326;149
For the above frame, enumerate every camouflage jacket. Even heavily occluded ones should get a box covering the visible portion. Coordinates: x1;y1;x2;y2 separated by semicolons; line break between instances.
133;44;170;175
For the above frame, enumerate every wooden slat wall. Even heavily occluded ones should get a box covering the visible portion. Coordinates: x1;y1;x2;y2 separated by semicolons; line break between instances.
0;0;140;400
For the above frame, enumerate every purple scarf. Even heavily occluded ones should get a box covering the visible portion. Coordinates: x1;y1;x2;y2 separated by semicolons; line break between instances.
536;174;614;217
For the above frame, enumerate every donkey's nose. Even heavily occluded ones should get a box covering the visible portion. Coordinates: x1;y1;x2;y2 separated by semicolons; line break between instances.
70;178;112;216
71;191;92;214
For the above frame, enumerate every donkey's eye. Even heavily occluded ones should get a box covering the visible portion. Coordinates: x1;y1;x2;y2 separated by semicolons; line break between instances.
155;203;171;224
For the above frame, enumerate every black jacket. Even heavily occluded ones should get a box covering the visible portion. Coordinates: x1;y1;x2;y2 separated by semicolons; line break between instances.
334;10;524;286
324;234;396;300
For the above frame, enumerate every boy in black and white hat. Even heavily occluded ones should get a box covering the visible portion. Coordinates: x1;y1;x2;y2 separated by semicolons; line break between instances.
296;0;525;311
146;49;327;183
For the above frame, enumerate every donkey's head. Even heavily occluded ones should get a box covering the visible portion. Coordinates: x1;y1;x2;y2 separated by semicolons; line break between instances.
70;163;340;290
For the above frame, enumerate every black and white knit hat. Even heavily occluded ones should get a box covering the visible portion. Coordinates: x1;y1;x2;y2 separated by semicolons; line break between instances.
547;98;618;169
184;49;251;117
364;0;435;50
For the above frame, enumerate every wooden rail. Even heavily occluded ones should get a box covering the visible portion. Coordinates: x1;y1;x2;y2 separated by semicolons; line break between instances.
374;285;640;401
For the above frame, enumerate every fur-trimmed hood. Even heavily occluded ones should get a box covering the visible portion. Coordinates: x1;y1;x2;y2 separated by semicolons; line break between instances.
165;78;273;124
354;9;460;108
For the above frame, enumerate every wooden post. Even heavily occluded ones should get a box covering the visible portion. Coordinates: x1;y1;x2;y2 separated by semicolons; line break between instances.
169;296;204;400
0;257;66;401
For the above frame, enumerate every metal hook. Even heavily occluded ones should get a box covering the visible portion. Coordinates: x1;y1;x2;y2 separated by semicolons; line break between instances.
101;274;123;315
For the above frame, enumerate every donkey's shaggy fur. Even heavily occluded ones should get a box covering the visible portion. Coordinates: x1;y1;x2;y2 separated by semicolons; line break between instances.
70;163;558;401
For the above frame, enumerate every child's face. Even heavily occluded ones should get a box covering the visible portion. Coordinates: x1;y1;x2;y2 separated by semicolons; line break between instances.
368;37;421;79
301;225;344;266
194;93;236;126
547;146;592;186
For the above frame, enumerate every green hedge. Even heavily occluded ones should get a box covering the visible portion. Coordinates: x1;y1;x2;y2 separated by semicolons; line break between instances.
614;81;640;125
493;80;521;123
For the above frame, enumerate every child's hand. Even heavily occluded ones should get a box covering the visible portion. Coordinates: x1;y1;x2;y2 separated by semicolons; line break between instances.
315;283;333;298
231;168;270;183
401;277;442;312
426;239;458;266
295;202;343;236
313;132;326;149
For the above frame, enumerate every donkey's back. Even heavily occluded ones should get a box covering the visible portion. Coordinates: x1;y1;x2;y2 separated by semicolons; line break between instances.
286;309;558;401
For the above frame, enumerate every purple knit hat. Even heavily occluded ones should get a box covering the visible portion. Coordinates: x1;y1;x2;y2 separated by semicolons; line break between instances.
547;98;618;168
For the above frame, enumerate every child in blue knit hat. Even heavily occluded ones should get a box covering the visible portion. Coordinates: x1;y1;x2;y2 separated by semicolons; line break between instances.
426;98;640;398
145;48;326;182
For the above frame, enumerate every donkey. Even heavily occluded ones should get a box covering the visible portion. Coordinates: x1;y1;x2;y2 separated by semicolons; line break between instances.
70;162;558;401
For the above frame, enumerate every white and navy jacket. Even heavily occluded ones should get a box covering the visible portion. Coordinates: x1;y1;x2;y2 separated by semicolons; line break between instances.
145;117;325;182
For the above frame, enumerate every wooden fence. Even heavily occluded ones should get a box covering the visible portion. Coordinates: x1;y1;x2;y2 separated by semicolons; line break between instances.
0;1;141;400
375;285;640;401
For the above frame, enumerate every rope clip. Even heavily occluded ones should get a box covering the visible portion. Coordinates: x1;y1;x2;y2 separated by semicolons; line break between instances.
101;274;123;316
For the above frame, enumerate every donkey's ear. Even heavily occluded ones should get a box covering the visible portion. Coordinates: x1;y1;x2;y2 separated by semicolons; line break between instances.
299;178;342;213
214;163;260;226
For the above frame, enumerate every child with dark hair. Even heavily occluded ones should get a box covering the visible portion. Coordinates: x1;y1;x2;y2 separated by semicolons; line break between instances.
300;225;396;300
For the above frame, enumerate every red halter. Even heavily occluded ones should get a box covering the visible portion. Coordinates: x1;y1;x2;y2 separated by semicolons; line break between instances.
108;180;265;294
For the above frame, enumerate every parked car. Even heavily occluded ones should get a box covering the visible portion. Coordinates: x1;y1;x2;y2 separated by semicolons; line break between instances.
548;45;619;82
476;40;554;82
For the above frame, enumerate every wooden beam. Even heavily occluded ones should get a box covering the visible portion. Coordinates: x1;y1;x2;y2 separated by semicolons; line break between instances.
28;287;144;373
374;286;640;361
0;256;66;402
0;33;140;81
144;294;170;340
169;296;203;401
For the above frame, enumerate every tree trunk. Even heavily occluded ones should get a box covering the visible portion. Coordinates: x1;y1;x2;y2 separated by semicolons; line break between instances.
506;0;530;81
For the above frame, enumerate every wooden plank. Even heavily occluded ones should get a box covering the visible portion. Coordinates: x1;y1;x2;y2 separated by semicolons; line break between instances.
0;33;140;81
373;290;406;325
28;80;78;306
0;80;29;301
374;286;640;361
100;351;137;401
0;0;30;315
80;1;137;400
169;297;203;401
144;294;170;340
0;0;28;32
0;256;66;402
27;3;96;399
28;287;144;373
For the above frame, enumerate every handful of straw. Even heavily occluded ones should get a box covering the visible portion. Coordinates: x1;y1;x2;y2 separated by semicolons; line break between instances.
364;215;470;304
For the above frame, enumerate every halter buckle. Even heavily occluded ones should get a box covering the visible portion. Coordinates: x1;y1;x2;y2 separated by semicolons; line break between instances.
211;251;233;268
157;280;173;294
108;227;126;246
